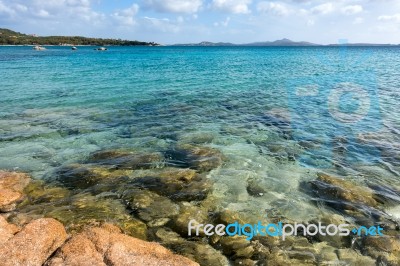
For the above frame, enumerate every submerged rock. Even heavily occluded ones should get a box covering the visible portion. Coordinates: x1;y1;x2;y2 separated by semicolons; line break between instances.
165;144;224;172
368;183;400;206
48;223;198;266
54;164;103;189
0;171;31;212
45;193;135;231
157;167;198;182
54;164;130;189
310;173;378;207
178;132;216;145
119;218;148;240
216;209;250;225
123;189;180;222
155;227;186;244
219;236;255;259
0;218;67;266
311;213;352;248
16;189;140;235
171;202;209;236
168;241;229;266
246;178;266;197
309;173;381;222
362;236;400;265
130;168;212;201
234;258;257;266
87;150;164;170
336;248;376;265
252;109;292;139
20;179;71;205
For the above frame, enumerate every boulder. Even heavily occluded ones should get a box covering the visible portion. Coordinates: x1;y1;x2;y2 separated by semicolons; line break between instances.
47;234;105;266
48;223;198;266
0;218;67;266
0;171;31;212
0;216;20;245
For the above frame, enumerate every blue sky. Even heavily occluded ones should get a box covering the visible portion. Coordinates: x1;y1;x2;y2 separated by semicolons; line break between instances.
1;0;400;44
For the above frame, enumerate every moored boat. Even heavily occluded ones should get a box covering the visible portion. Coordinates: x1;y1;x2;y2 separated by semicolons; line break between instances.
33;45;46;51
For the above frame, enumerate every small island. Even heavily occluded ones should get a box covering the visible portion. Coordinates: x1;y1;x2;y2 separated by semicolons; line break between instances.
0;28;158;46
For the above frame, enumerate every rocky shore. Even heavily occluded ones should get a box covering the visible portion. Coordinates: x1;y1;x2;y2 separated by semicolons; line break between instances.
1;144;400;265
0;171;198;266
0;216;197;266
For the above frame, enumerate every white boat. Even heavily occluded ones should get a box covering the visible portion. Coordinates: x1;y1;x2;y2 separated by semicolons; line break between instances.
33;45;46;51
95;47;107;51
71;46;78;50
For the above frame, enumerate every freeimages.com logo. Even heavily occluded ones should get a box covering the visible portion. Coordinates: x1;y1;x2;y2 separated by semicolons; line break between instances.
188;220;384;241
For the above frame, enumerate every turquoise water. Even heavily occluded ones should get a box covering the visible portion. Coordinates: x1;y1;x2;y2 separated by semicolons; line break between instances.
0;46;399;222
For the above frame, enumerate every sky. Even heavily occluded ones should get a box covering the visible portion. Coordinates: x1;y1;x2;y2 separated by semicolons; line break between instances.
0;0;400;44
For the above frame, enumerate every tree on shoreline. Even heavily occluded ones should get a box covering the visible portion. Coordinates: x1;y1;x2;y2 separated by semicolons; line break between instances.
0;28;158;46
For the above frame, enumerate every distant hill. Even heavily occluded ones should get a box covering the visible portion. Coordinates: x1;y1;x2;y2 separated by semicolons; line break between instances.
172;38;319;47
243;38;319;46
172;38;399;47
0;28;158;46
173;41;236;46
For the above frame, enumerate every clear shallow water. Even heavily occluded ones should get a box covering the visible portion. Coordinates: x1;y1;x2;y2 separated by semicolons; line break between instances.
0;46;399;223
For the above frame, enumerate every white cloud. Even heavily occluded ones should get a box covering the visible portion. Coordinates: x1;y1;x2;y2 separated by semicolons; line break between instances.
212;0;252;14
257;2;290;16
0;0;102;22
0;1;16;17
112;4;139;26
214;16;231;26
36;9;50;18
142;16;181;33
342;5;363;15
307;19;315;26
353;17;364;24
14;4;27;12
143;0;202;14
378;14;400;23
311;3;334;15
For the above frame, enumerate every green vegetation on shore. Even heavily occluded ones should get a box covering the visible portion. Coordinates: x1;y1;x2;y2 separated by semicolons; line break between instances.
0;28;158;46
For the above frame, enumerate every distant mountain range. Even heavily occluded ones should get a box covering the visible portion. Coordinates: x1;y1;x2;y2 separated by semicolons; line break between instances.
172;38;399;47
1;28;398;47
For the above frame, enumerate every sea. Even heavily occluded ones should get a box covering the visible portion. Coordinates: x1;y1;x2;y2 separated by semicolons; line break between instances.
0;45;399;224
